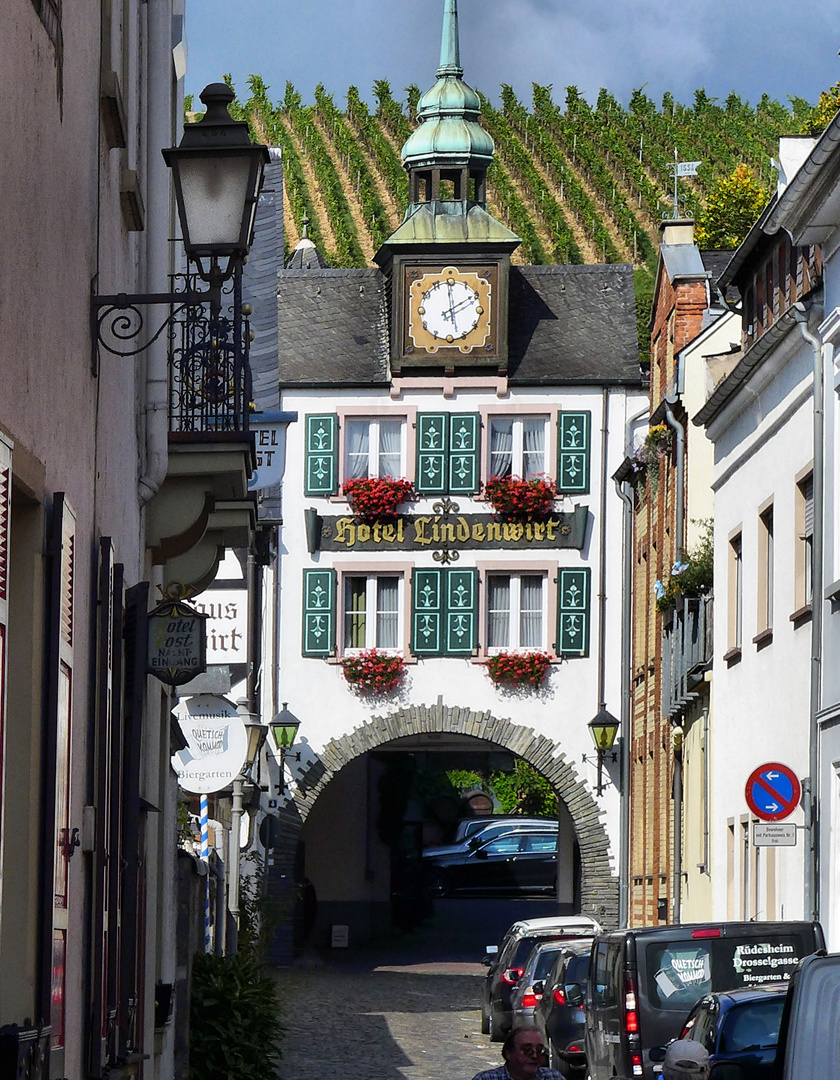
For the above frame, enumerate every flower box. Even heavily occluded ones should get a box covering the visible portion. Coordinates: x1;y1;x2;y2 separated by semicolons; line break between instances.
485;651;553;687
483;475;558;521
342;477;414;523
340;649;406;694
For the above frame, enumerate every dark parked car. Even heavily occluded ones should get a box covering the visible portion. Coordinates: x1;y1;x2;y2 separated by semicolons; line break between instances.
534;939;592;1079
509;940;569;1029
775;951;840;1080
425;828;560;897
481;915;601;1043
423;818;556;860
652;984;789;1080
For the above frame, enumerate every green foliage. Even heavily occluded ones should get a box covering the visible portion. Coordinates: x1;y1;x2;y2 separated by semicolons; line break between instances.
238;851;287;964
695;163;767;249
346;86;408;212
634;268;655;367
800;81;840;135
373;80;413;142
491;761;559;817
445;770;485;793
655;519;714;613
189;951;283;1080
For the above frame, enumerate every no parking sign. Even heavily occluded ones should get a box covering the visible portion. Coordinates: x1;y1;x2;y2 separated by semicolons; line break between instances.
745;763;801;822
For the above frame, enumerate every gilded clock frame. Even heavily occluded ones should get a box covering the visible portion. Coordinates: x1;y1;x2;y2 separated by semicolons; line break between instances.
407;265;493;354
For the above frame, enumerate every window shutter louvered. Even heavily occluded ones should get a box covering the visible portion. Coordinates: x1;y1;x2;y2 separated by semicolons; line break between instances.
558;411;591;495
302;569;336;657
448;414;480;494
304;415;338;496
411;569;444;655
416;414;449;495
557;566;591;657
802;474;814;537
445;568;479;655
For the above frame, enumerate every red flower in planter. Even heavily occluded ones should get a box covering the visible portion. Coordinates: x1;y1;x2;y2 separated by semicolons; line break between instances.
483;475;558;521
340;649;406;694
485;651;553;687
343;477;414;523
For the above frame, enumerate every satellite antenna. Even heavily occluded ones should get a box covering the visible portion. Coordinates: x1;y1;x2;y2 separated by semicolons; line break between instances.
667;147;701;218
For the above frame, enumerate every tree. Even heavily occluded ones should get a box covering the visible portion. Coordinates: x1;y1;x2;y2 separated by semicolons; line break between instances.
695;164;767;250
801;82;840;135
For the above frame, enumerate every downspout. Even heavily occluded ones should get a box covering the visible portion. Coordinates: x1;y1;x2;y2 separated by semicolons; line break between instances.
597;388;610;712
139;0;174;504
665;403;686;923
615;477;634;927
792;301;824;923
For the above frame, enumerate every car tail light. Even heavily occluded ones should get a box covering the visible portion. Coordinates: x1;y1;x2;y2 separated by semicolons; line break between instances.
692;927;721;939
623;977;639;1035
631;1052;643;1077
502;967;523;986
552;987;566;1005
521;990;540;1008
567;1044;583;1054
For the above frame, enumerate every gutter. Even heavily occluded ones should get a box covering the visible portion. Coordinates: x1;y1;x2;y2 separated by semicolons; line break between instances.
614;477;634;927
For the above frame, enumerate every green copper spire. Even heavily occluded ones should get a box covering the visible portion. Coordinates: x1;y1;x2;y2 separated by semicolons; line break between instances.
437;0;463;78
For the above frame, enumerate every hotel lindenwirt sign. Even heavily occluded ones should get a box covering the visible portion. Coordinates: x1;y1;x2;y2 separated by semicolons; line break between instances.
319;503;589;554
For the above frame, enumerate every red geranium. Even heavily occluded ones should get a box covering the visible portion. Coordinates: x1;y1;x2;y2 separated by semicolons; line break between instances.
343;477;414;523
340;649;406;694
484;475;557;521
485;651;553;687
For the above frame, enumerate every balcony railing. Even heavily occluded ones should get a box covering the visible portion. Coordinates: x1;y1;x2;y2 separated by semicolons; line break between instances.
168;270;251;434
662;593;713;719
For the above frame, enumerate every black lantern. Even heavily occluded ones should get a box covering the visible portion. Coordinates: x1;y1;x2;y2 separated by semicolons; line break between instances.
270;703;301;753
587;709;620;796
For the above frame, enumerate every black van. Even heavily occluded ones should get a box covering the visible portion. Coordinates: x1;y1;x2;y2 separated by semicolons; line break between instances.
584;921;825;1080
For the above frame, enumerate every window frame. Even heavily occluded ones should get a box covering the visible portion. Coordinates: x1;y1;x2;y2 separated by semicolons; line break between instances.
343;417;408;482
335;406;416;495
794;466;814;616
486;415;549;481
477;562;555;656
479;405;558;489
727;528;743;658
756;500;774;640
334;562;412;658
342;573;402;653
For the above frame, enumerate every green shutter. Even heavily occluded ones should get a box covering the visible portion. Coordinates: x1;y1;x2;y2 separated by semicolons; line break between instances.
448;414;480;494
412;569;444;655
304;414;338;496
302;569;336;657
416;414;449;495
445;568;478;655
557;567;590;658
558;411;591;495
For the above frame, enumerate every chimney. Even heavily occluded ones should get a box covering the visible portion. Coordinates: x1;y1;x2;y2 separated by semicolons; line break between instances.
659;219;695;247
773;136;818;197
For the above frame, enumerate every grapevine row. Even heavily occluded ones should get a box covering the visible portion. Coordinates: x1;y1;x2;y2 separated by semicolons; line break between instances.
345;86;409;213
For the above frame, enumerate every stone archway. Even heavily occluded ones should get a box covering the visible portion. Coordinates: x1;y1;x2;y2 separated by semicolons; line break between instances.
293;701;619;927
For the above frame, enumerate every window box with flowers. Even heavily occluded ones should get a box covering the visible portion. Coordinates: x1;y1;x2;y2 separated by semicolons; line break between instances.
342;477;414;523
483;476;558;521
630;424;673;492
340;649;406;694
485;651;553;688
654;521;714;614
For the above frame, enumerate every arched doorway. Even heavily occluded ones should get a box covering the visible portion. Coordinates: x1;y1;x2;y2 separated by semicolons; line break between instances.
288;702;618;946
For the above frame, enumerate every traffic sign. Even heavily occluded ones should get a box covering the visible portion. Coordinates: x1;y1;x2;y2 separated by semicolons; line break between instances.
745;763;801;822
754;823;797;847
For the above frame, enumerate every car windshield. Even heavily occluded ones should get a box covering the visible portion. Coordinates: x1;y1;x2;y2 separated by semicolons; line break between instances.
719;999;785;1053
565;954;590;986
534;948;563;981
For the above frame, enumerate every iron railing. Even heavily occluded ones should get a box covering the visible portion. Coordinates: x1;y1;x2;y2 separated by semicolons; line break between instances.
168;269;252;434
662;593;713;719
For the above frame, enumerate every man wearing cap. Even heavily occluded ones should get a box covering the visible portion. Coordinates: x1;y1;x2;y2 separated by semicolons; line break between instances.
662;1040;710;1080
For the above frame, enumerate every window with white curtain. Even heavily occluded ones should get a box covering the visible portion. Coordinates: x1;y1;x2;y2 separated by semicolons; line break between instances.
488;417;547;480
343;575;402;651
486;573;545;651
345;418;405;480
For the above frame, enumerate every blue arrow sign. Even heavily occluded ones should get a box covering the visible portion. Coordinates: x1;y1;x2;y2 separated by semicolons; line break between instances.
745;763;801;822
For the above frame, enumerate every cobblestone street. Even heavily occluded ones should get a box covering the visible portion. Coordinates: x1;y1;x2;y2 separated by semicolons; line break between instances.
275;956;501;1080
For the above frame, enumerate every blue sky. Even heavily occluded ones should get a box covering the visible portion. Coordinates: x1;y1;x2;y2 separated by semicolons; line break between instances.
184;0;840;113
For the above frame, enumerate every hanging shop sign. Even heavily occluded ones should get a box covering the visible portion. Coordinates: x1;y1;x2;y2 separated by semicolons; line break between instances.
191;587;248;664
171;694;248;794
146;587;208;686
318;505;589;552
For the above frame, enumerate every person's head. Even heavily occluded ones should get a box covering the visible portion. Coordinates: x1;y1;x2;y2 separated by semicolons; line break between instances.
662;1040;710;1080
501;1027;547;1079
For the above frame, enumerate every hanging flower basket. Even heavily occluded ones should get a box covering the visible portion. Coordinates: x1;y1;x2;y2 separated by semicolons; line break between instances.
483;476;558;521
340;649;406;694
342;477;414;523
631;425;673;492
485;651;553;687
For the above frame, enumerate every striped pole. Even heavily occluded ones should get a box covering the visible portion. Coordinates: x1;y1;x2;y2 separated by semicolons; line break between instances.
200;795;211;952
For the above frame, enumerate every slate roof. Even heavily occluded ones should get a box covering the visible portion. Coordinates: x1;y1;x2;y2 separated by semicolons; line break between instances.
277;262;641;388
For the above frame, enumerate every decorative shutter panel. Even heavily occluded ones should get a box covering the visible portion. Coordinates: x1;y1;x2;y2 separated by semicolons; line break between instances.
302;569;336;657
448;414;480;494
304;415;338;496
416;414;449;495
558;411;591;495
557;567;591;657
411;569;444;655
445;568;479;655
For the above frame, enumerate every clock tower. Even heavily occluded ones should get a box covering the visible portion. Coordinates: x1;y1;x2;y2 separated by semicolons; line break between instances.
375;0;521;375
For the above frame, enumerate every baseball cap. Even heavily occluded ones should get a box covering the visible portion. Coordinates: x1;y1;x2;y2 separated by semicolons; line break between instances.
662;1040;710;1079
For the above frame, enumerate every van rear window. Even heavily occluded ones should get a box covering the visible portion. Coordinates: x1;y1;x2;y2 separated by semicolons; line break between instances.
642;935;809;1012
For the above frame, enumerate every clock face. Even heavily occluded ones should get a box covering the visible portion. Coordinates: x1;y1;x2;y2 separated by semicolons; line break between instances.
407;265;494;355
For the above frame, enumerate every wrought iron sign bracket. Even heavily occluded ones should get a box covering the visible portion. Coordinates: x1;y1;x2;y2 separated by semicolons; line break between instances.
431;496;461;564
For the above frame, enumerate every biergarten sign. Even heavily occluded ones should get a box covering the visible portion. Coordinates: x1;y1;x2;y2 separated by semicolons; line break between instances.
171;694;248;794
319;505;589;552
146;586;208;686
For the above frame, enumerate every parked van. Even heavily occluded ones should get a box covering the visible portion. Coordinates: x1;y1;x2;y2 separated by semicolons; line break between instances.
775;951;840;1080
584;921;825;1080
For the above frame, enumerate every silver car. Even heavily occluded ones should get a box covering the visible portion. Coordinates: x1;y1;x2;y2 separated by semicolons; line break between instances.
509;940;570;1028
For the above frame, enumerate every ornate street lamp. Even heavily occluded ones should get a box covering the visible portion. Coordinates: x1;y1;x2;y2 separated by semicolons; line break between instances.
587;709;620;796
270;703;301;795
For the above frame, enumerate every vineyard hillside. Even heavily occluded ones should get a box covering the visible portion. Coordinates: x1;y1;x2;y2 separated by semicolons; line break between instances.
215;78;812;283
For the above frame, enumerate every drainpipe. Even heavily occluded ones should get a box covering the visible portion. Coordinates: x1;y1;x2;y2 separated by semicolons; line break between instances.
615;477;635;927
139;0;174;504
792;301;824;923
597;388;610;712
664;403;686;924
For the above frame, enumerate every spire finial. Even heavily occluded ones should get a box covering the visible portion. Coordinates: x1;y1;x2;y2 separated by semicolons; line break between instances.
301;213;310;240
437;0;463;78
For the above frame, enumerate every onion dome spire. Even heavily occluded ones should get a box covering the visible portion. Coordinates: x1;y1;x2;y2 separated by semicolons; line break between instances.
437;0;463;78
